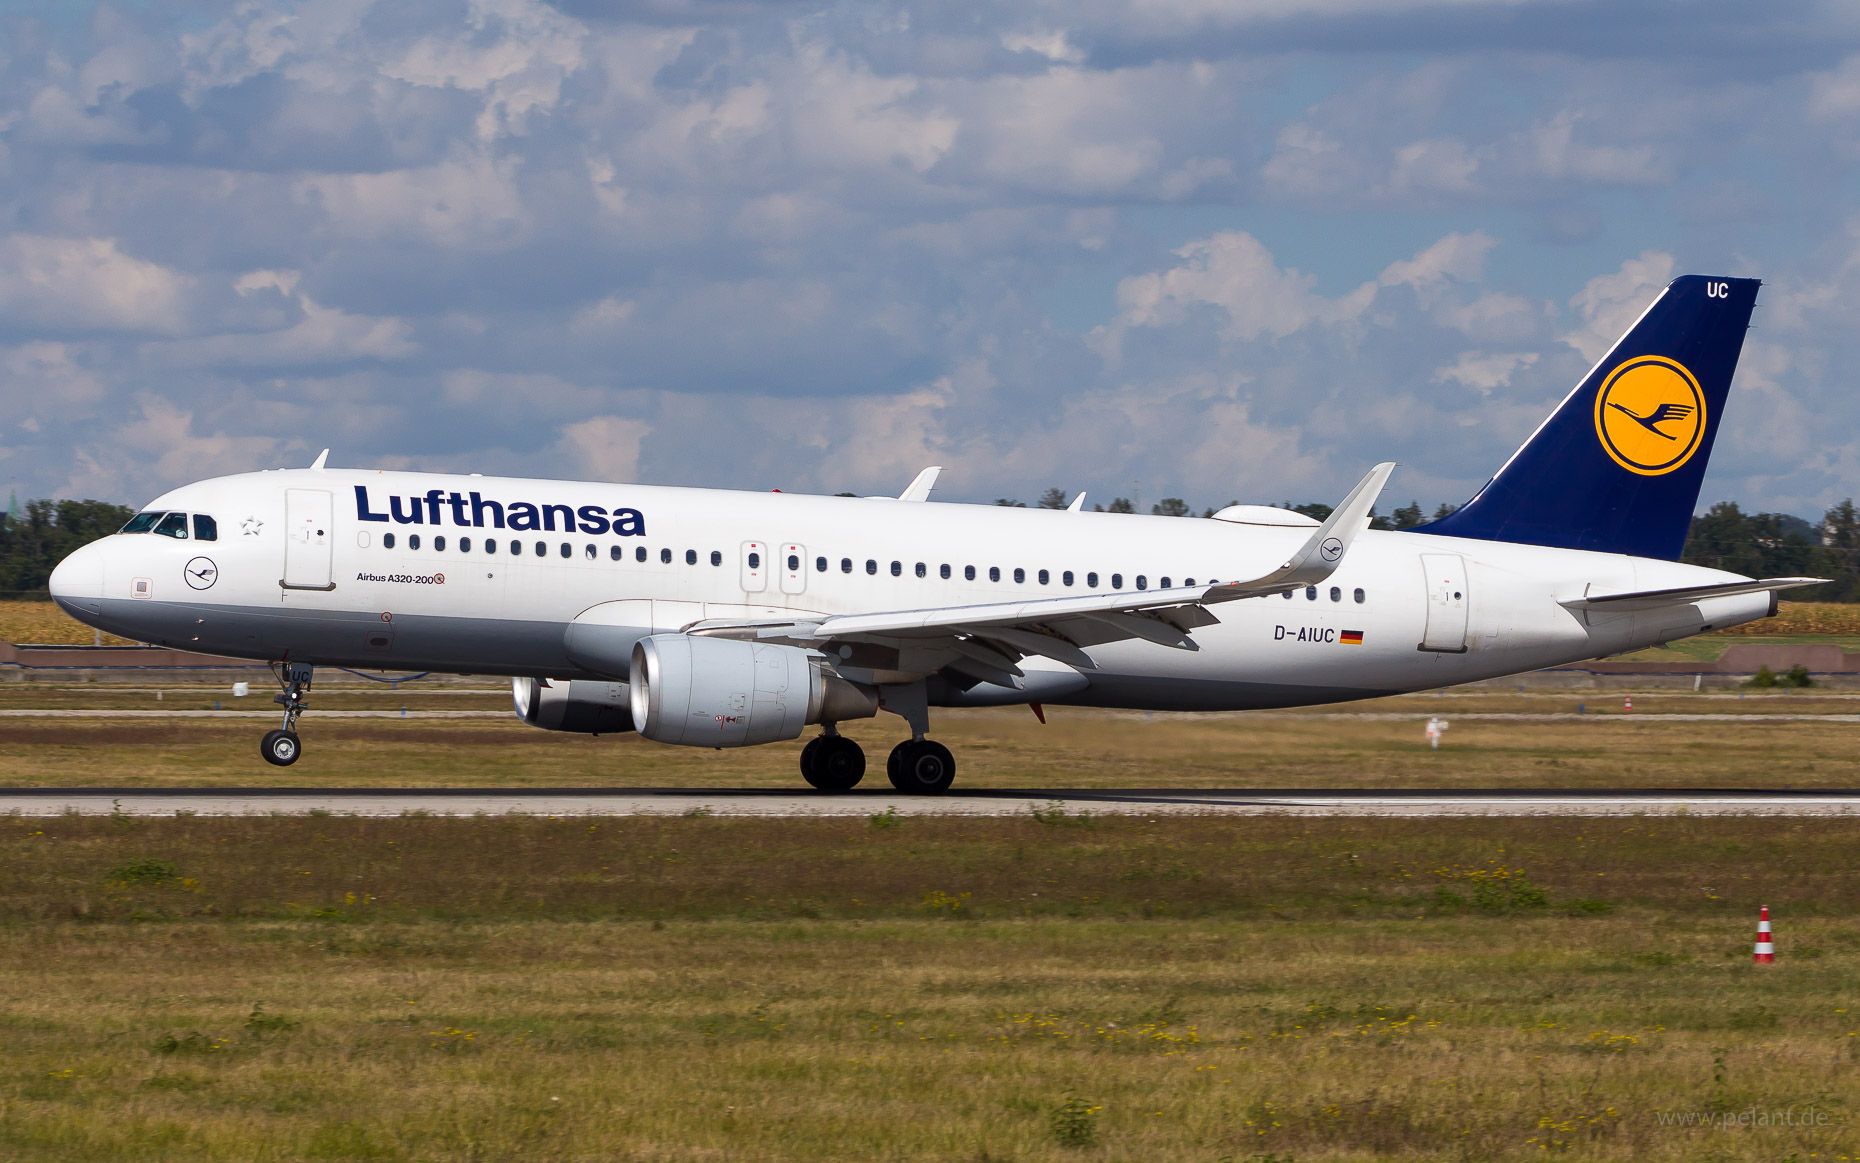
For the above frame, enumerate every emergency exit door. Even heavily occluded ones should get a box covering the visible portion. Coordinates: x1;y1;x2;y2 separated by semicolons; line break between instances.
779;543;807;594
1418;553;1468;653
282;489;335;590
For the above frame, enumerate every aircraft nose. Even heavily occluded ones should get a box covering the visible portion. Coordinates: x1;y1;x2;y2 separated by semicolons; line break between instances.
48;539;106;610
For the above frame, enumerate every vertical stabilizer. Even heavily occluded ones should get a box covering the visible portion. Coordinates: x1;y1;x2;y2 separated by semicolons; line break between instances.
1424;275;1759;560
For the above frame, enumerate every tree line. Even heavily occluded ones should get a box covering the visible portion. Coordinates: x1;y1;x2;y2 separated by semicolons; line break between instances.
0;499;135;598
2;493;1859;601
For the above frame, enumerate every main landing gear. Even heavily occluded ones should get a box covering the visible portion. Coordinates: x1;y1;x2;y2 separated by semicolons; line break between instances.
260;662;314;767
886;738;955;794
798;733;958;794
799;730;866;791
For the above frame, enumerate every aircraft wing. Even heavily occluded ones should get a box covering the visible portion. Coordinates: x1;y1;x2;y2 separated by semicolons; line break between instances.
688;462;1395;688
1559;577;1825;613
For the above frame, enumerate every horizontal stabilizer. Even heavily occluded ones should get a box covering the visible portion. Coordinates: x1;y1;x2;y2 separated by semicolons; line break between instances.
1560;577;1824;613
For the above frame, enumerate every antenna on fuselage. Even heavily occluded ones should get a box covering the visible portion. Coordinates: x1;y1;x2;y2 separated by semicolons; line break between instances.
309;449;330;471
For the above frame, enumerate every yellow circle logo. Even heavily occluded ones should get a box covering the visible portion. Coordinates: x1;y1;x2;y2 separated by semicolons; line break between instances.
1593;355;1706;476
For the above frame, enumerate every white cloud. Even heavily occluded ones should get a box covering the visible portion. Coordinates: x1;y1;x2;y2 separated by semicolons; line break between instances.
554;415;651;483
1562;250;1675;363
1101;230;1375;349
0;236;191;334
1433;350;1539;394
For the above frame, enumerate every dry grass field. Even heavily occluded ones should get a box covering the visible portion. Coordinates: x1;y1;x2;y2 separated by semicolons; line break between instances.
0;814;1855;1161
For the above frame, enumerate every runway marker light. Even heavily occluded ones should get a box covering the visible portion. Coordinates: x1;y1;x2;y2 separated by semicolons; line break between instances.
1425;716;1448;749
1755;905;1774;963
1624;695;1634;712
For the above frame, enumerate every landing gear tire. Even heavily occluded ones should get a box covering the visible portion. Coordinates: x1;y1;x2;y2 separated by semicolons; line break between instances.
886;739;955;795
800;734;865;791
260;729;302;767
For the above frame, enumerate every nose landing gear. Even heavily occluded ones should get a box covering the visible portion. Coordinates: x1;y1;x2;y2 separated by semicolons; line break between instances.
261;662;314;767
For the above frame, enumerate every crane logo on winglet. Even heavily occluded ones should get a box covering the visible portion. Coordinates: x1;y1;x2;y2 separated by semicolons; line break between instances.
1592;355;1706;476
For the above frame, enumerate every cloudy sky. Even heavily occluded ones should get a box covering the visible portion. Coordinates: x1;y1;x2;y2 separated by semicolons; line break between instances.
4;1;1860;516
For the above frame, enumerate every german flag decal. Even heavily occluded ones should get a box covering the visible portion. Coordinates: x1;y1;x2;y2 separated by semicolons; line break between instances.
1340;630;1364;645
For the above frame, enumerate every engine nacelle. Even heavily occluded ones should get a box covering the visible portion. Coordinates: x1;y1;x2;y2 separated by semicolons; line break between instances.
511;677;634;734
628;634;877;747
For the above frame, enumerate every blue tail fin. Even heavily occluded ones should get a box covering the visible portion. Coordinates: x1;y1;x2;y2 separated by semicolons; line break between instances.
1424;274;1759;560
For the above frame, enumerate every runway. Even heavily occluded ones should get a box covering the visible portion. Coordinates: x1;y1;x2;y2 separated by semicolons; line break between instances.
5;787;1858;817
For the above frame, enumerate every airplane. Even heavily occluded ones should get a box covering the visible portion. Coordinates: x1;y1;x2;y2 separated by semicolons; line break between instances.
48;274;1820;792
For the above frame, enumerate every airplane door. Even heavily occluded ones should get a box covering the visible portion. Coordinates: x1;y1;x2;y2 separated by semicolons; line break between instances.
780;543;806;595
1418;553;1468;653
740;541;768;592
282;489;335;590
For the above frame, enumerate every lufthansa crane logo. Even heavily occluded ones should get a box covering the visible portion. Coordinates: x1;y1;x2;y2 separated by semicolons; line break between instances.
184;557;218;590
1592;355;1706;476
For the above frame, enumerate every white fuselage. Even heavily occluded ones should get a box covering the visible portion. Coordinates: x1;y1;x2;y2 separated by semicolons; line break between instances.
49;468;1767;710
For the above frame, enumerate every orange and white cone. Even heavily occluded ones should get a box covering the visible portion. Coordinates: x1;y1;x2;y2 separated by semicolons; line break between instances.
1754;905;1775;963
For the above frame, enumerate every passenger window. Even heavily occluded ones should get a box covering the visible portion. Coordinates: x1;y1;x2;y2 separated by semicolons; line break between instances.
1306;585;1317;600
841;558;852;573
748;552;761;569
121;512;161;534
866;559;877;575
536;541;547;556
154;513;189;539
815;556;827;573
890;561;901;577
787;554;799;571
435;536;447;551
610;545;622;561
1136;575;1147;590
192;514;218;541
1014;568;1025;584
1037;569;1049;585
710;551;722;566
585;545;597;560
1111;573;1123;589
1354;587;1366;604
1283;590;1294;600
940;564;951;579
410;534;422;550
964;565;975;581
1330;586;1341;602
486;538;496;555
554;543;566;558
460;537;472;552
662;548;673;564
686;550;698;565
637;546;647;562
1063;571;1074;586
914;562;926;578
384;532;396;549
1086;571;1098;588
1184;577;1194;587
510;540;521;555
1160;576;1171;588
989;567;1001;582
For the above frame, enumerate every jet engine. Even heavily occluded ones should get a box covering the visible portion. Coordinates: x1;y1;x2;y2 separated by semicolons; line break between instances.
628;634;877;747
511;677;634;734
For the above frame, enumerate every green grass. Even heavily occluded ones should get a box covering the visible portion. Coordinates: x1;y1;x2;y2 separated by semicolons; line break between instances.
0;816;1855;1160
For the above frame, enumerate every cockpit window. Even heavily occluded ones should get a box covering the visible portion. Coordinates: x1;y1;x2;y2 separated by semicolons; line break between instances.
153;513;190;539
121;512;162;534
192;514;218;542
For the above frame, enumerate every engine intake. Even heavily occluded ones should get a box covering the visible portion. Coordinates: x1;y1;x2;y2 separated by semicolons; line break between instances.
512;677;634;734
628;634;877;747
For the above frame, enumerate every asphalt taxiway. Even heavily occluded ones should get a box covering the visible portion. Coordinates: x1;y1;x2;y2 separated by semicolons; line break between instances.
3;787;1856;817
